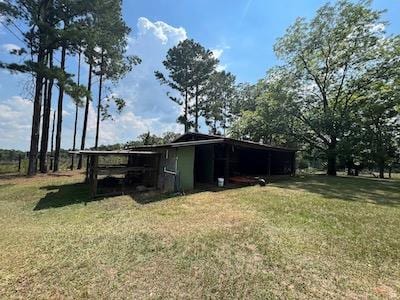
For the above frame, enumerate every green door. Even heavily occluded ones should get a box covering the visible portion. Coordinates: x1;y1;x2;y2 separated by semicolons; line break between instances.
177;146;195;191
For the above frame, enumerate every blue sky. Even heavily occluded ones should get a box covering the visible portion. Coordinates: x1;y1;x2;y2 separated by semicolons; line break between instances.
0;0;399;150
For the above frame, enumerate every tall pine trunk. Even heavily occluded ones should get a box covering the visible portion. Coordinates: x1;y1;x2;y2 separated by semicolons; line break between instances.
49;110;56;170
53;46;67;172
27;50;46;176
212;119;217;135
70;51;81;170
39;78;49;172
39;51;54;173
94;52;104;149
347;162;352;176
377;126;384;179
77;63;93;169
27;0;50;176
194;85;199;133
378;158;385;179
327;140;337;176
184;88;189;133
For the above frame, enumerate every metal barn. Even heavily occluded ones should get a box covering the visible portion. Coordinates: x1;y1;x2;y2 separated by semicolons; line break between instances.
79;132;296;198
132;132;296;193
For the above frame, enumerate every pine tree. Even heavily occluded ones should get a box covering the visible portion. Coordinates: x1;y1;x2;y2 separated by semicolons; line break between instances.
156;39;218;132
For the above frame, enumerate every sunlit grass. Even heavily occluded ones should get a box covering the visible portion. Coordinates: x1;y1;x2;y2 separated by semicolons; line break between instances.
0;172;399;298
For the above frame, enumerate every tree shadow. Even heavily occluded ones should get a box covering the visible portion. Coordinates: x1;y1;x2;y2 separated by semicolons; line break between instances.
34;182;94;210
0;173;25;181
0;183;15;189
34;181;176;209
0;172;79;183
272;175;400;207
34;175;295;209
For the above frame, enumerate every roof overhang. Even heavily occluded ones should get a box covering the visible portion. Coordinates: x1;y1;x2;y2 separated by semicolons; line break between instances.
69;150;159;156
130;138;297;152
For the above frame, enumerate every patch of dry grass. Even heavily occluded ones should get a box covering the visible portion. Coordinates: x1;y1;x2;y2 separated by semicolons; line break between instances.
0;172;399;299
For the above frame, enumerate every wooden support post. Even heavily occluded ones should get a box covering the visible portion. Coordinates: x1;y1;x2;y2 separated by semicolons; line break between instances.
154;154;161;188
85;156;90;183
267;151;271;178
291;152;296;176
89;155;98;198
18;154;22;172
224;145;230;180
88;155;93;193
93;156;98;198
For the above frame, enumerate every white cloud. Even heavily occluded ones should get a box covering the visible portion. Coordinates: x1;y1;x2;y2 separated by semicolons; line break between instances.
136;17;187;45
79;103;180;147
62;110;70;116
1;43;21;53
211;48;224;59
58;17;188;148
0;16;5;35
211;48;228;71
0;96;32;149
368;23;385;34
91;17;188;145
216;64;227;72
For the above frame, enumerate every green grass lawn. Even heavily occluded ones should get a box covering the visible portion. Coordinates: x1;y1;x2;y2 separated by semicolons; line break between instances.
0;173;399;299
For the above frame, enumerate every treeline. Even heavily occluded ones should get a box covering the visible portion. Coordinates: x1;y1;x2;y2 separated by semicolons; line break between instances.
157;1;399;178
0;0;139;175
1;130;176;165
0;149;26;162
94;131;181;150
228;1;400;178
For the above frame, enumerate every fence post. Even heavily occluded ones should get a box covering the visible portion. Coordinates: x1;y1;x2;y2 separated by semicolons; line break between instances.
18;154;22;172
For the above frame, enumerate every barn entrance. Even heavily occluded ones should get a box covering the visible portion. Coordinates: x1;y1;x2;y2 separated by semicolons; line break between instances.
193;142;295;187
194;144;214;184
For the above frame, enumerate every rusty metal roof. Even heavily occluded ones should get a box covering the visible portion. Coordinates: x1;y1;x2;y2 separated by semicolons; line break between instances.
130;134;297;152
69;150;159;156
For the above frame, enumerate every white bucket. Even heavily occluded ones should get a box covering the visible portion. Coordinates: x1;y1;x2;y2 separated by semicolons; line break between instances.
217;178;224;187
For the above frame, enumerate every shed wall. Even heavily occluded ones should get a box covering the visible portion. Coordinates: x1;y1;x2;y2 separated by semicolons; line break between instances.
177;146;195;191
155;148;177;193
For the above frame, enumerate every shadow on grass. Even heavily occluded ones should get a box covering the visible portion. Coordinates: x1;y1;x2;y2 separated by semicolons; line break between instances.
273;175;400;207
33;183;249;209
0;173;25;181
34;181;176;209
0;183;15;189
0;172;78;182
34;182;94;210
34;175;293;209
35;175;396;210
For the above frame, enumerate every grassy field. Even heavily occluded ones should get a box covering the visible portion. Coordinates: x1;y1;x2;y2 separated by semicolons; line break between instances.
0;172;399;299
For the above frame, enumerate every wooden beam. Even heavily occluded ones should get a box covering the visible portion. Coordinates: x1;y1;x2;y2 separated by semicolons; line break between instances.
97;166;156;176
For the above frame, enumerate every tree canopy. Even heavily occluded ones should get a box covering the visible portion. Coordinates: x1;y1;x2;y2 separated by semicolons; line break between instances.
230;0;399;177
